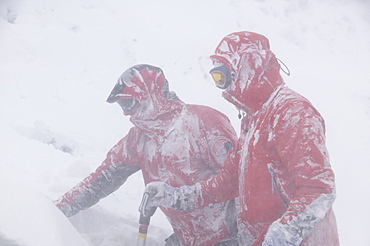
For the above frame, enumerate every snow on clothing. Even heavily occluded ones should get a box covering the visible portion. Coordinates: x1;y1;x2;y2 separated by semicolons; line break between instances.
206;31;339;245
56;65;238;246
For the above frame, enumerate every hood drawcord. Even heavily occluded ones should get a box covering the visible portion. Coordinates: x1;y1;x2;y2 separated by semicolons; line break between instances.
238;109;246;120
277;58;291;76
237;109;249;133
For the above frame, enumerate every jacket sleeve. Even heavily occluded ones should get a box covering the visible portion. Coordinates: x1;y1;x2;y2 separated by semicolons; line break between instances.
272;101;336;242
196;150;240;207
194;107;239;206
55;132;141;217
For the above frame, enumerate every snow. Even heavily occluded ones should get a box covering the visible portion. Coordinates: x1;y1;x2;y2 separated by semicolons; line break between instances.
0;0;369;245
0;181;89;246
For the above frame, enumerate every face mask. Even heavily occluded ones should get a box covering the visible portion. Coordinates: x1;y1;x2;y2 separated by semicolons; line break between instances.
117;97;139;111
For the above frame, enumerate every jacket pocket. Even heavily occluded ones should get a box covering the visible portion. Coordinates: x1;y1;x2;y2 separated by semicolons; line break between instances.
267;163;289;208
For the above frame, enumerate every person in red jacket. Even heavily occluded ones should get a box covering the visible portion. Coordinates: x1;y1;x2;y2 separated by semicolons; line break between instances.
142;32;340;245
55;64;239;246
208;31;339;245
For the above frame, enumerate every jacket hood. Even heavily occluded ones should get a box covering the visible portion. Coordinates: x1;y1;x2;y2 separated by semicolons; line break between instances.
108;64;183;139
211;31;284;114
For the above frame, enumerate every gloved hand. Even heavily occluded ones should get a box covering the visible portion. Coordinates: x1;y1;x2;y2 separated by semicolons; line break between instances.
138;181;198;217
262;221;302;246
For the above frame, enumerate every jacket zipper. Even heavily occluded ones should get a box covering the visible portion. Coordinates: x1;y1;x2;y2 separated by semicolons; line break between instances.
267;163;289;208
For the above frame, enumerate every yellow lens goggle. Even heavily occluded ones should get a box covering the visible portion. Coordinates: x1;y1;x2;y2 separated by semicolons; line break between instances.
209;65;232;89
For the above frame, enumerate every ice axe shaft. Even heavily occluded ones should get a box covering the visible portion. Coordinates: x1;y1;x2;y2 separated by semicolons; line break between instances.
137;214;151;246
137;192;157;246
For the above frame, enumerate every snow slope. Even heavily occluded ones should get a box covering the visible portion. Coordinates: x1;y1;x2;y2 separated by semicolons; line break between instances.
0;0;369;245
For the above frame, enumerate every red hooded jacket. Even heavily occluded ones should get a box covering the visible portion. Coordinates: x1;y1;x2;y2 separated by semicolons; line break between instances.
56;65;238;246
205;32;339;245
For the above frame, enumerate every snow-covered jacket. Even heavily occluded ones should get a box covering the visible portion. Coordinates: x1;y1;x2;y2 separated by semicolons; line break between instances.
56;65;238;246
209;31;339;245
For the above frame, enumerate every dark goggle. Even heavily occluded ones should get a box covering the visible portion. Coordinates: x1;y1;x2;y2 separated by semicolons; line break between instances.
117;98;138;111
209;65;233;89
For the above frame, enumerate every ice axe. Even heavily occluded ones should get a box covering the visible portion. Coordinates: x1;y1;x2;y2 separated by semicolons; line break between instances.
137;192;157;246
